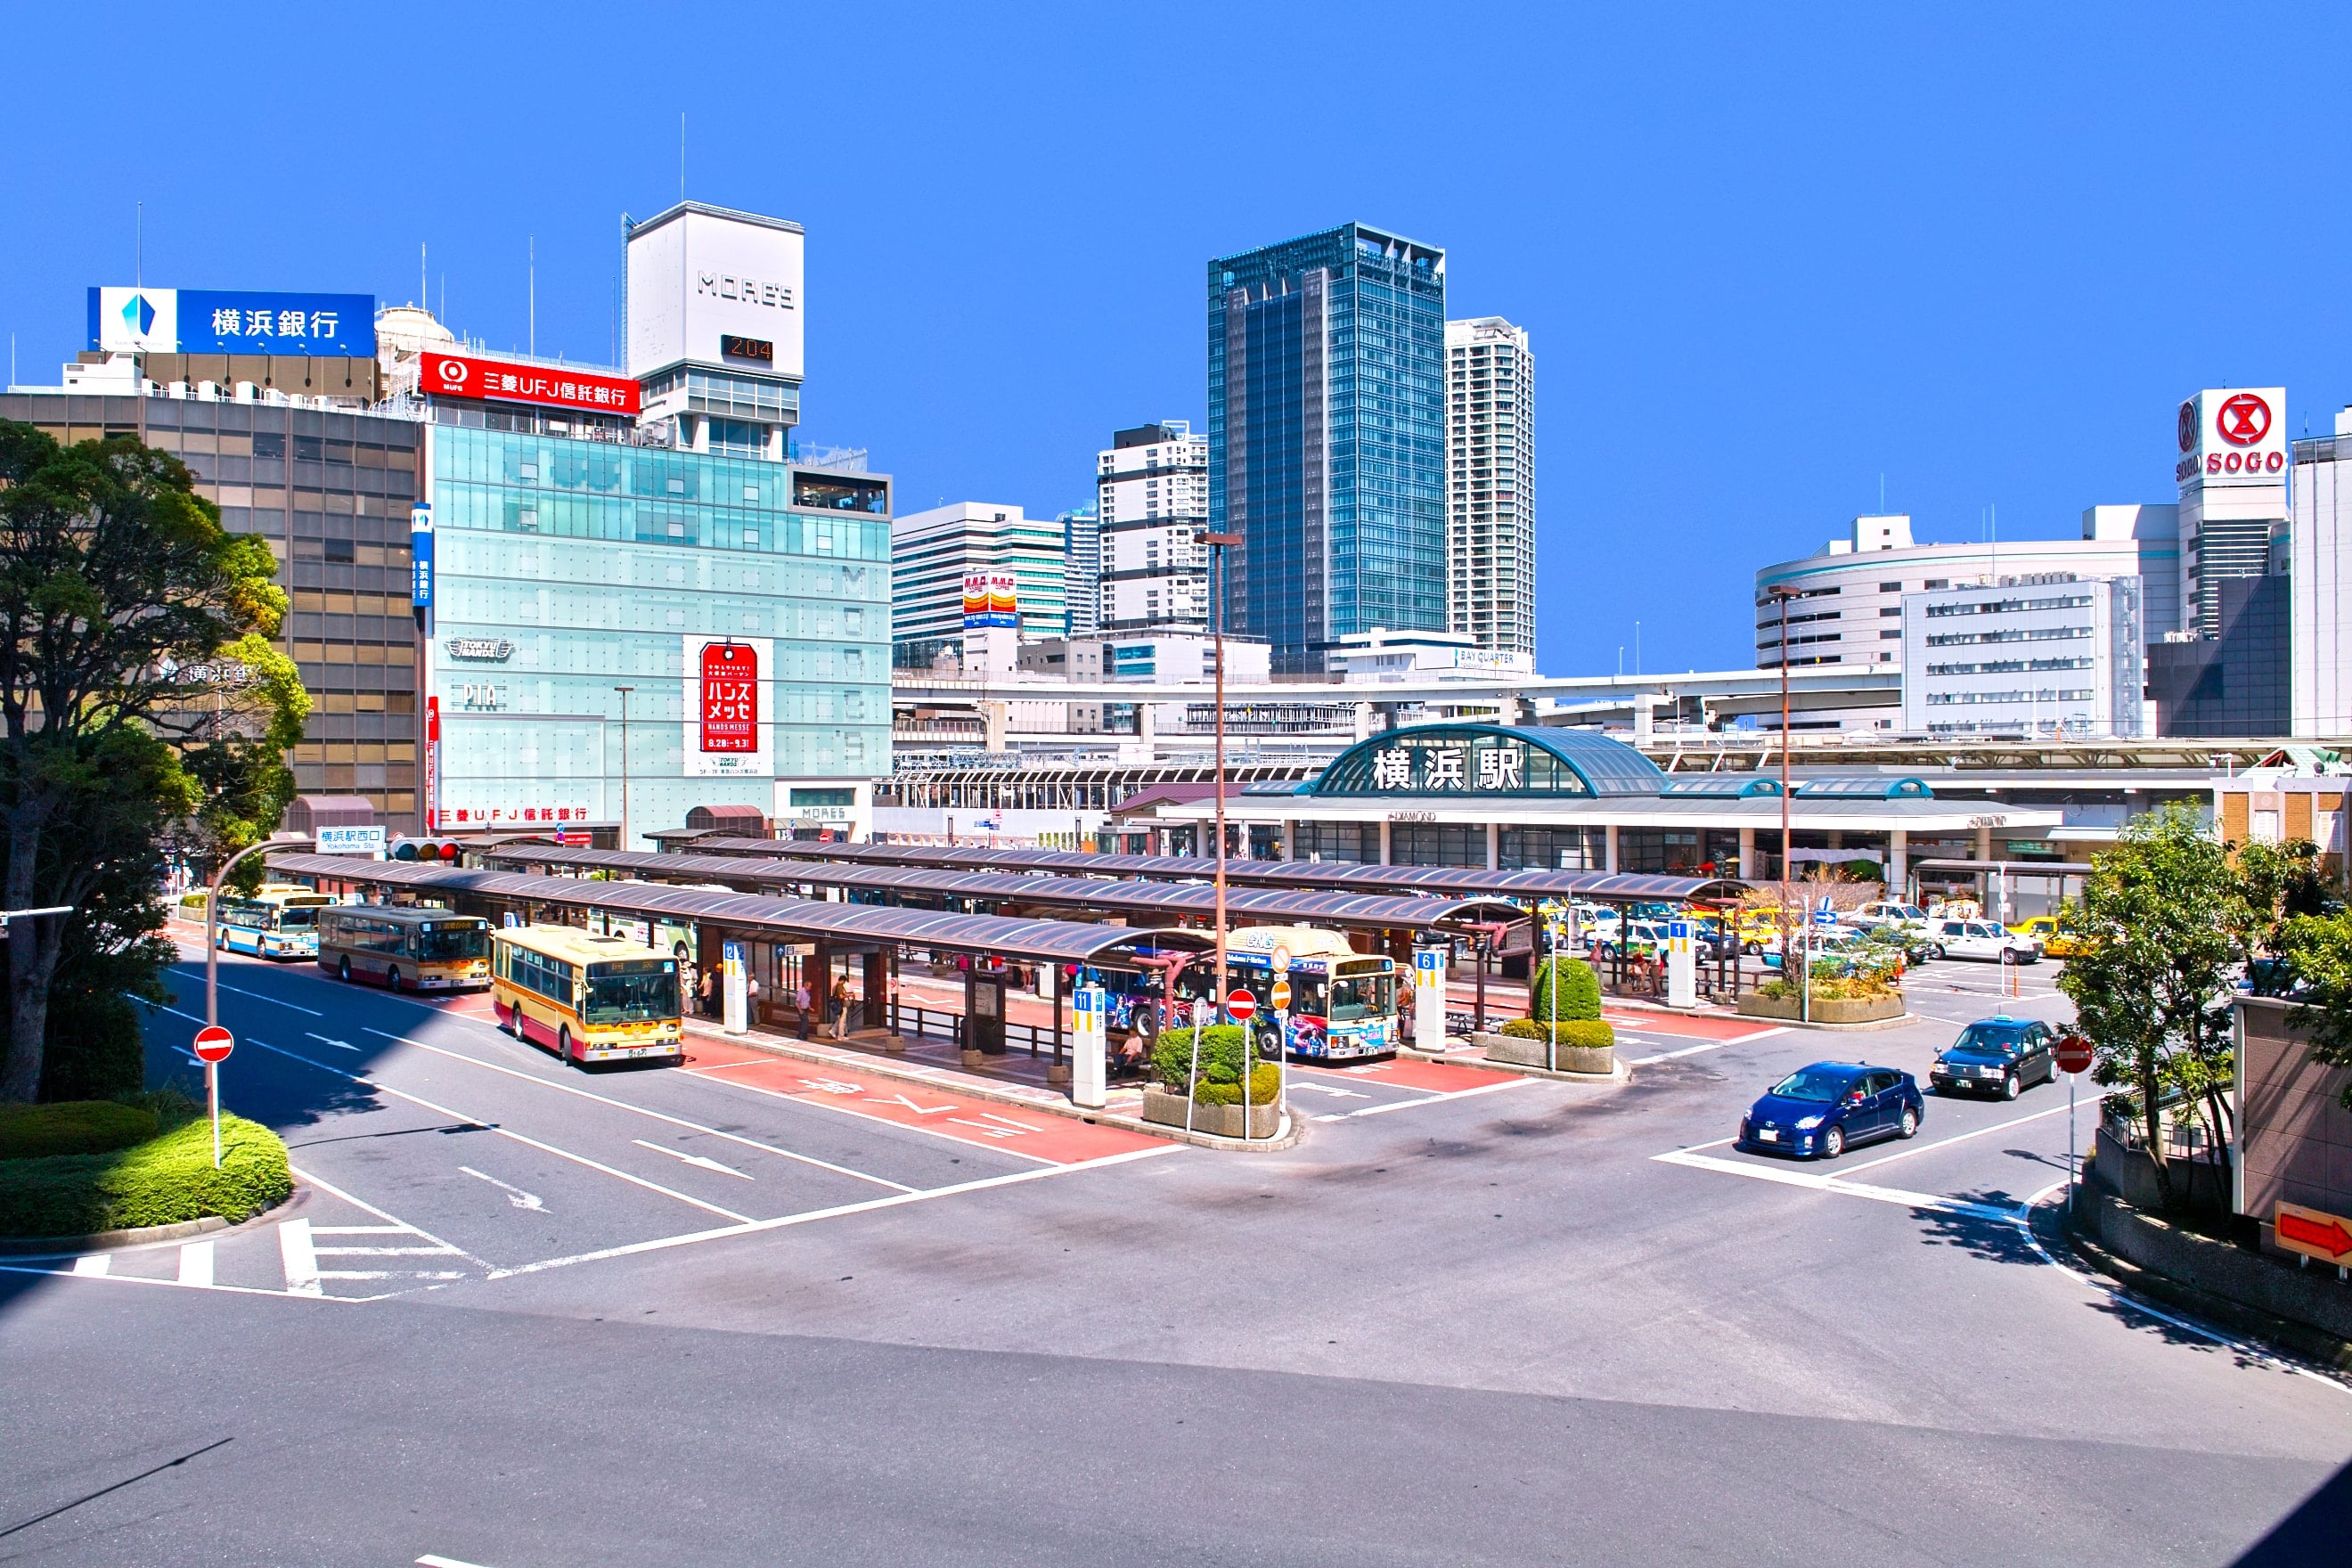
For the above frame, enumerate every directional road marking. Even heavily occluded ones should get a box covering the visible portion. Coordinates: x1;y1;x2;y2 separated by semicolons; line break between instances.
462;1166;548;1211
631;1139;754;1180
305;1032;359;1051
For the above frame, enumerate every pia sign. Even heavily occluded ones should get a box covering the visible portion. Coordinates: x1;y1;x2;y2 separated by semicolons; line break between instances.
2176;388;2287;488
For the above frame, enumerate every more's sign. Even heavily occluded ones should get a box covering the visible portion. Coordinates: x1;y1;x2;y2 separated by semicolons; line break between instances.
420;350;641;415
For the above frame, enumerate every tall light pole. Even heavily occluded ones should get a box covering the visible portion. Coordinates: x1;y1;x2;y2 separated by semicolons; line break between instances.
1765;584;1803;1024
612;684;634;853
1203;531;1241;1031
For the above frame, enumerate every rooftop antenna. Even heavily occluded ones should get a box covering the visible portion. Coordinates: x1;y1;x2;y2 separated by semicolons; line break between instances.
1879;472;1885;513
421;241;428;310
528;234;535;357
681;113;687;201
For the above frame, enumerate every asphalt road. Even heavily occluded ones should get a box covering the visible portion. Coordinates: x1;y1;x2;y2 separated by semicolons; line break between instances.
2;945;2348;1566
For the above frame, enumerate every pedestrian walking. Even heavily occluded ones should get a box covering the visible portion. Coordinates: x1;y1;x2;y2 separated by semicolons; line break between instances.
697;968;715;1018
830;974;853;1041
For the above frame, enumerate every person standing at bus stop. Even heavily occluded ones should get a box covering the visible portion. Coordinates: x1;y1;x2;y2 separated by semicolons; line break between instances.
795;977;813;1039
830;973;853;1040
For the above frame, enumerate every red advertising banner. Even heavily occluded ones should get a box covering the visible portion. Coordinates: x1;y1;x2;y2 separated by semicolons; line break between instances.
420;350;641;415
700;641;758;753
424;696;440;832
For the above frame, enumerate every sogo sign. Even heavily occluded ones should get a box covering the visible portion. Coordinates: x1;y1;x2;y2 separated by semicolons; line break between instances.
2176;388;2286;486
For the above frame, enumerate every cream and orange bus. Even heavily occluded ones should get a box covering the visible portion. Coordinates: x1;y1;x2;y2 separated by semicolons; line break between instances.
316;904;493;991
491;924;684;1067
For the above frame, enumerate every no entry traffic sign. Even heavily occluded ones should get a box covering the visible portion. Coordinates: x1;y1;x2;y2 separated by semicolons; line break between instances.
192;1025;234;1064
2054;1033;2093;1075
1225;989;1258;1023
1270;979;1292;1011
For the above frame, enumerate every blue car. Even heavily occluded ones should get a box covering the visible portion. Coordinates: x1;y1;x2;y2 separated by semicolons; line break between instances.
1738;1061;1924;1160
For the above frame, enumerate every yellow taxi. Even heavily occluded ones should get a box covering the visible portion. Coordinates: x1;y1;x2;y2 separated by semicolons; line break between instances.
2005;916;2085;957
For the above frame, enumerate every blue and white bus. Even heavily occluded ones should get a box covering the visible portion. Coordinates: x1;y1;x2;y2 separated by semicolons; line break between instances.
1222;926;1400;1062
214;885;336;960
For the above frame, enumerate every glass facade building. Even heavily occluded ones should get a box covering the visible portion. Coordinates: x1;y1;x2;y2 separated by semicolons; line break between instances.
427;421;892;847
1208;223;1449;675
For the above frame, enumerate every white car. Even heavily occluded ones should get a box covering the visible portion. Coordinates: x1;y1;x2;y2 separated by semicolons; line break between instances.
1848;902;1931;935
1927;918;2041;964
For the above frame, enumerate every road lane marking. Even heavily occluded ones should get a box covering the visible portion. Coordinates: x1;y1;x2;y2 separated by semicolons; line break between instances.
679;1066;1066;1166
71;1255;110;1278
176;1240;214;1287
1833;1098;2077;1175
279;1219;322;1296
462;1166;547;1211
1649;1149;2020;1222
363;1028;917;1194
247;1040;754;1223
290;1165;483;1266
305;1032;360;1050
210;980;322;1015
631;1139;754;1180
418;1556;502;1567
486;1143;1182;1280
1347;1079;1528;1117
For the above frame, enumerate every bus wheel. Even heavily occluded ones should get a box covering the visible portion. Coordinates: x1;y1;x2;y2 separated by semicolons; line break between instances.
338;956;352;984
386;968;403;993
557;1025;573;1064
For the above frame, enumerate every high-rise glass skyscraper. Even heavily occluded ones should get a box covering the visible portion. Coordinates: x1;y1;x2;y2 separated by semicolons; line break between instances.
1208;223;1447;675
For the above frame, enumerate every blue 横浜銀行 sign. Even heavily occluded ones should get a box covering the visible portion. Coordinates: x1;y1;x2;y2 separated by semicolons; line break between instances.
87;288;376;355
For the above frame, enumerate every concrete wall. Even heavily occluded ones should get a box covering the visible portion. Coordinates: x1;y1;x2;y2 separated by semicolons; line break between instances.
2236;995;2352;1229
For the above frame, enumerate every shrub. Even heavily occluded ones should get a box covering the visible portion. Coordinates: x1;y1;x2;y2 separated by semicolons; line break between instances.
1152;1024;1259;1094
1192;1063;1284;1106
1529;956;1601;1023
0;1100;159;1160
0;1114;292;1238
1499;1017;1616;1050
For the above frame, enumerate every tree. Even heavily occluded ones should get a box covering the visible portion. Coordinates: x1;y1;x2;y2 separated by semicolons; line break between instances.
2228;837;2328;997
2056;803;2245;1209
0;423;306;1102
2280;911;2352;1112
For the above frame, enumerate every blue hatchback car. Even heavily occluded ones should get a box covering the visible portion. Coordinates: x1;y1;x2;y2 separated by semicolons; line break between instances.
1738;1061;1925;1160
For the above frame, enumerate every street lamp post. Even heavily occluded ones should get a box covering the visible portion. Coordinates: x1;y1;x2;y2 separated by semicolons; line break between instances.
206;836;307;1028
613;684;634;853
1765;584;1805;1025
1203;530;1243;1127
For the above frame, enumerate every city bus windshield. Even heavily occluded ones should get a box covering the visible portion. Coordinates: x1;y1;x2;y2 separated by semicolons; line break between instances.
415;924;491;963
275;905;320;928
1327;969;1394;1022
584;963;680;1025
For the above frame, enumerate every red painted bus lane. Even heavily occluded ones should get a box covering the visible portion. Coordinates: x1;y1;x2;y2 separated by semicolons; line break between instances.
682;1052;1166;1165
1319;1057;1517;1094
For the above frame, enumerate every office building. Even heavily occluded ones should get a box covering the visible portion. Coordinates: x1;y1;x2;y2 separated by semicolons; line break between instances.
625;202;805;457
2176;387;2287;637
2147;576;2291;737
1445;317;1536;657
2290;409;2352;736
1898;575;2145;739
1059;504;1100;637
890;502;1066;668
1098;421;1208;633
1208;223;1449;675
1753;510;2177;731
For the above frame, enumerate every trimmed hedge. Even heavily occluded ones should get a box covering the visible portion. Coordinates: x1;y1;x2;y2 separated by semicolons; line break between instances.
0;1114;292;1238
0;1100;159;1160
1499;1017;1616;1050
1192;1063;1284;1106
1151;1023;1285;1103
1529;957;1601;1023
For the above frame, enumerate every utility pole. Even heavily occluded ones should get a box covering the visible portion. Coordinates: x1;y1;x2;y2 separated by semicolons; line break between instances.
613;685;634;853
1204;532;1241;1039
1766;584;1804;1024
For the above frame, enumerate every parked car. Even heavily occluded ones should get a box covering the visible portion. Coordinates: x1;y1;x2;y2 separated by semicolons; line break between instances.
1738;1062;1924;1160
1930;1017;2059;1098
1849;901;1931;935
2005;916;2085;957
1927;918;2041;963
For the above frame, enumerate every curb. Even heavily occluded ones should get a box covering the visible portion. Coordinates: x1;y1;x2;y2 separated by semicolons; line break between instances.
1732;1011;1916;1033
1402;1044;1628;1085
0;1213;228;1257
682;1023;1309;1154
2044;1200;2352;1376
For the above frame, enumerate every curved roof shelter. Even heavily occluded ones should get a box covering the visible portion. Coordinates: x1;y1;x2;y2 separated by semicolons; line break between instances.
650;837;1744;904
263;854;1217;963
1311;723;1669;798
478;845;1526;930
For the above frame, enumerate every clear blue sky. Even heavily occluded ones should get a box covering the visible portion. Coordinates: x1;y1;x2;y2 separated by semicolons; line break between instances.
6;4;2348;675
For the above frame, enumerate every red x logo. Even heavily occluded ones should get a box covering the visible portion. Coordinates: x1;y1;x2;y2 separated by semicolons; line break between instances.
2217;393;2271;447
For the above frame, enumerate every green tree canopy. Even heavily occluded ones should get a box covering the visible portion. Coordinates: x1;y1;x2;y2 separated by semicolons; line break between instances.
0;422;308;1101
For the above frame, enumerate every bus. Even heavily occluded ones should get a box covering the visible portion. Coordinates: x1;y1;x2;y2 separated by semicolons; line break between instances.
491;924;683;1067
316;905;494;992
1222;926;1399;1062
215;885;337;960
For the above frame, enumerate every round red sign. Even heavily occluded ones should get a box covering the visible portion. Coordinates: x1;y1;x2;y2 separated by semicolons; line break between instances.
2217;392;2271;447
1225;989;1258;1023
192;1025;233;1065
2054;1033;2093;1075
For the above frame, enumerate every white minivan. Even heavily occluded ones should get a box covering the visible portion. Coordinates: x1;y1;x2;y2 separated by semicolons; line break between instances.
1927;918;2040;964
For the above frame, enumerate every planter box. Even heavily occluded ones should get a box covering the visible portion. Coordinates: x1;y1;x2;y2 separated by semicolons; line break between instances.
1474;1032;1614;1075
1141;1085;1280;1139
1735;992;1904;1025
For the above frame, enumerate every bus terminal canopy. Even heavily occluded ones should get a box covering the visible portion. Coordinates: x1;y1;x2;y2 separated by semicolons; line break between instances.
478;845;1529;932
264;854;1221;965
660;837;1747;905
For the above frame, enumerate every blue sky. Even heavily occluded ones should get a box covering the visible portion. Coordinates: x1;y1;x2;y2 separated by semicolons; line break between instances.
6;4;2349;675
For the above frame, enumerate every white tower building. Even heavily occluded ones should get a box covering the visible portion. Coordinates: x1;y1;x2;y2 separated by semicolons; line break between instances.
1445;317;1536;657
1097;421;1209;632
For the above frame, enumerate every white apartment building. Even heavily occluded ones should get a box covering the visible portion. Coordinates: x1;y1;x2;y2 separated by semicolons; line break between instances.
2290;406;2352;736
1899;575;2146;739
1097;421;1209;633
1445;318;1536;657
